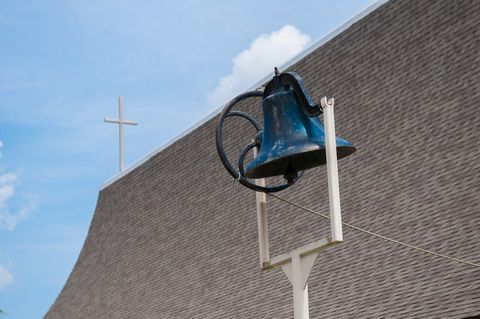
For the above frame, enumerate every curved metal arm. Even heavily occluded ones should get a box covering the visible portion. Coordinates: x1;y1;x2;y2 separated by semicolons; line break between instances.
215;90;299;193
225;111;261;132
215;91;263;181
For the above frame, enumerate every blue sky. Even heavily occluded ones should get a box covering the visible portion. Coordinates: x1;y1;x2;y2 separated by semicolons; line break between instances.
0;1;375;317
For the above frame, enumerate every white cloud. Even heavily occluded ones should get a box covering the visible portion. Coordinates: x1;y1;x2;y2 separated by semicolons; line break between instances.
0;168;36;231
0;173;17;205
0;265;13;289
207;25;312;108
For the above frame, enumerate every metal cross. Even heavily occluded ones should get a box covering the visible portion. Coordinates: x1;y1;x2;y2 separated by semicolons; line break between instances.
104;96;138;172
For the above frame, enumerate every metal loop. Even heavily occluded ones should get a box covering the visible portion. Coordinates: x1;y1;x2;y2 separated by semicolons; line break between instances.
215;90;300;193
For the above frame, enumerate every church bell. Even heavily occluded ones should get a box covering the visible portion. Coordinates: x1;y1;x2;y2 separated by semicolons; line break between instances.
243;71;356;181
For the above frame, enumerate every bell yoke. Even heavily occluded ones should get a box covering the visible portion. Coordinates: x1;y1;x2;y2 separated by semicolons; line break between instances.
216;68;356;193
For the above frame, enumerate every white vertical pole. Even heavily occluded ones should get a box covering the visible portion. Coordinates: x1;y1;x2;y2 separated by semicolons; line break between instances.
119;96;125;172
291;255;310;319
281;252;317;319
254;147;269;267
322;97;343;242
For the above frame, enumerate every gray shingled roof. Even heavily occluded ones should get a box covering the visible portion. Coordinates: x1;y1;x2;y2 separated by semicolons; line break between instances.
46;0;480;318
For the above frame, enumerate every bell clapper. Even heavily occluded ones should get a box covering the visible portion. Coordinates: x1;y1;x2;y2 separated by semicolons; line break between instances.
284;158;298;184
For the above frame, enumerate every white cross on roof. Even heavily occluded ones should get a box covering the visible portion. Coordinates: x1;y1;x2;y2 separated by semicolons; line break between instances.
104;96;138;172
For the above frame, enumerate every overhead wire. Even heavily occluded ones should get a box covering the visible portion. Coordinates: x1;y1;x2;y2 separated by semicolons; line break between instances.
267;193;480;269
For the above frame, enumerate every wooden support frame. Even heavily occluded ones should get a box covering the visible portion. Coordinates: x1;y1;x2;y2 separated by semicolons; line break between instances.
255;97;344;319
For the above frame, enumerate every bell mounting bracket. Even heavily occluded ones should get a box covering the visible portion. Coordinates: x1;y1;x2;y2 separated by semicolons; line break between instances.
215;67;349;318
264;71;322;117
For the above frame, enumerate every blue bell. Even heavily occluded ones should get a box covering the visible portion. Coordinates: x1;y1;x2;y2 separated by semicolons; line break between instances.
244;72;355;181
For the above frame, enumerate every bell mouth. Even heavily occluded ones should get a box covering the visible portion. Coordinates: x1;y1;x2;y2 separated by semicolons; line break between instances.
244;145;356;179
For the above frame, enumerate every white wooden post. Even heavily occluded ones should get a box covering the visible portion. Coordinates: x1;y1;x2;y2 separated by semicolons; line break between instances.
254;147;270;267
322;97;343;242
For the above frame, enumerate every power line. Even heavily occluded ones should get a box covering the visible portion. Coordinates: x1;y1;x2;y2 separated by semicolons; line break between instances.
268;193;480;269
